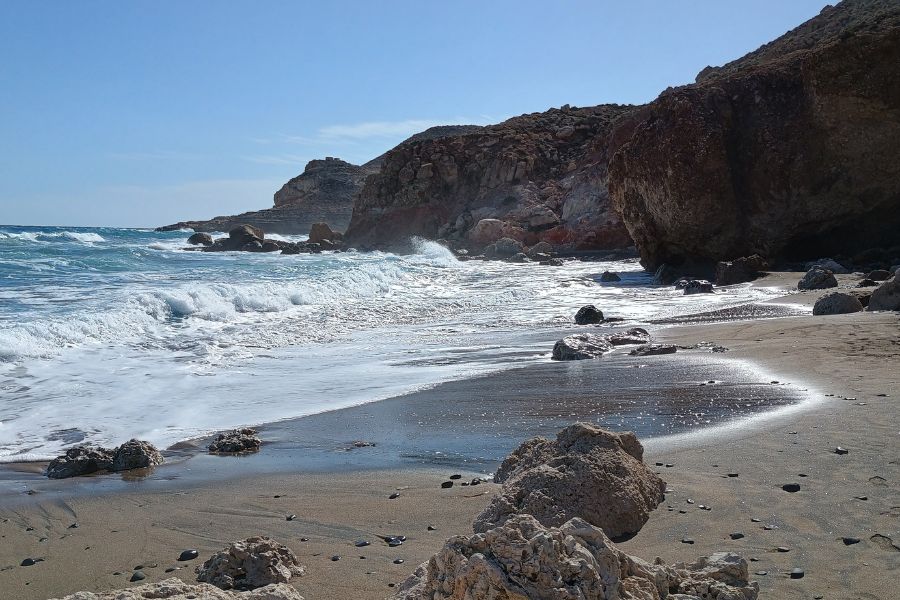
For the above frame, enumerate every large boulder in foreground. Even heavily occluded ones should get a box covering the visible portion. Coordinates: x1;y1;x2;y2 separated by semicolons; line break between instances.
393;515;758;600
609;2;900;269
473;424;665;540
196;537;304;590
46;446;115;479
813;292;864;315
111;439;164;471
52;578;303;600
868;272;900;311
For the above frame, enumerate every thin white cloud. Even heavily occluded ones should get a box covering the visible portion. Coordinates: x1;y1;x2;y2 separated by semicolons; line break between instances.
106;151;206;161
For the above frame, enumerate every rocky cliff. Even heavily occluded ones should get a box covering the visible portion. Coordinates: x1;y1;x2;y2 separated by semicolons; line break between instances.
345;105;635;251
609;0;900;269
158;126;482;235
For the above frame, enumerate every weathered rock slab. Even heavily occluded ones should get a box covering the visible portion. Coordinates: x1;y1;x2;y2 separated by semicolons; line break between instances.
197;537;304;590
52;578;303;600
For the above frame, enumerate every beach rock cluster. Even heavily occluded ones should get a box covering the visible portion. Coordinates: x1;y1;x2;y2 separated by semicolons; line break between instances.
195;536;304;590
345;104;636;254
53;578;304;600
47;440;163;479
208;428;262;454
552;327;650;360
609;1;900;269
473;423;666;540
192;223;348;255
393;515;758;600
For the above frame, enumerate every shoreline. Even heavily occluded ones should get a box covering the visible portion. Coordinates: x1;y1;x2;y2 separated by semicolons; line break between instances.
1;272;898;599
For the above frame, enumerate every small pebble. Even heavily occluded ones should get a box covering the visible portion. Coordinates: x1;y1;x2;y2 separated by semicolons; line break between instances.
842;537;861;545
393;558;404;564
68;523;78;529
165;567;178;573
665;463;674;468
755;570;768;576
471;478;481;486
130;571;146;582
286;514;297;521
300;537;310;542
441;481;453;489
776;546;790;553
789;568;805;579
686;498;695;504
751;518;761;523
449;474;461;480
177;549;198;561
855;496;868;501
355;540;370;547
730;532;745;540
835;447;849;455
331;555;341;561
727;473;739;478
389;493;400;500
681;537;694;544
20;558;36;567
387;538;403;547
427;525;436;531
782;483;801;493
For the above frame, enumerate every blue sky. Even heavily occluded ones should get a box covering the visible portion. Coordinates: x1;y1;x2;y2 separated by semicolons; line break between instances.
1;0;832;227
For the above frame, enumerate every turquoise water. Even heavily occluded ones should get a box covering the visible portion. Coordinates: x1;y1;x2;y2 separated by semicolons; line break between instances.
0;225;784;461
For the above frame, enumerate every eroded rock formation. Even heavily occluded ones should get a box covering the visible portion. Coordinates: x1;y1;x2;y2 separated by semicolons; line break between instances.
393;515;758;600
609;0;900;269
196;537;304;590
52;578;303;600
47;440;163;479
346;105;636;252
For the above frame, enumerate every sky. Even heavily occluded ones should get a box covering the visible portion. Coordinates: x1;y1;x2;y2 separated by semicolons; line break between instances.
0;0;834;228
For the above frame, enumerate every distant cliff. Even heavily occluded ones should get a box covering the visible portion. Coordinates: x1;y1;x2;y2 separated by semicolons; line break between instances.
345;105;635;251
158;125;483;234
609;0;900;268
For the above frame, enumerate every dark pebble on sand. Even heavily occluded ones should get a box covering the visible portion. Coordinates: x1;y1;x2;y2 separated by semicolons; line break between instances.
855;496;868;501
286;514;296;521
26;527;34;531
393;559;404;564
389;493;400;499
665;463;674;468
835;447;849;455
449;474;461;480
686;498;695;504
355;540;370;547
776;546;790;553
681;537;694;544
20;558;36;567
441;481;453;489
755;570;768;576
790;568;805;579
331;555;341;561
68;523;78;529
842;537;861;545
387;538;403;547
178;549;198;561
751;518;761;523
727;473;739;478
39;537;47;542
471;478;481;486
730;532;745;540
782;483;801;493
130;571;146;582
165;567;178;573
427;525;436;531
655;462;663;466
764;525;775;531
300;537;310;542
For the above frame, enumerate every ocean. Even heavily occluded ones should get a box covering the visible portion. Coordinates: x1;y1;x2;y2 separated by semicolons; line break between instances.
0;225;788;463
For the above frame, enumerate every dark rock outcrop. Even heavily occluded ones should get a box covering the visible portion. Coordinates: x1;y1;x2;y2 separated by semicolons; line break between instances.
46;440;163;479
209;428;262;454
609;0;900;269
813;292;864;315
574;304;604;325
683;279;714;295
868;272;900;310
187;232;214;246
552;327;649;360
473;424;665;539
111;439;164;471
798;267;838;290
345;105;636;252
715;255;768;286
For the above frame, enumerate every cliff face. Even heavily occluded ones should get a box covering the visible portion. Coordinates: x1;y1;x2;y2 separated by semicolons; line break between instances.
345;105;635;251
609;0;900;269
159;127;482;235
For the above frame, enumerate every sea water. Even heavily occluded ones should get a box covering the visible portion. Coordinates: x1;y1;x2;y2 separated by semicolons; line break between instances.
0;226;787;461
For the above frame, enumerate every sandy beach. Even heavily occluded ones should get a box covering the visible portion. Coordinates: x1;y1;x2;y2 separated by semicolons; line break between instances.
0;273;898;599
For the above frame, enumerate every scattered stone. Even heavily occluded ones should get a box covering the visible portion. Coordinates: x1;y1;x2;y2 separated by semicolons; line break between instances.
208;428;261;454
474;424;665;540
776;546;790;553
393;559;405;565
727;472;739;478
286;515;296;522
21;558;37;567
390;516;758;600
427;526;436;531
607;327;651;346
574;305;604;325
813;292;864;315
330;555;341;562
755;570;768;576
730;532;745;540
842;537;861;545
629;343;677;356
599;271;621;282
355;540;370;547
46;446;115;479
440;481;453;489
552;333;612;360
790;568;805;579
782;483;801;493
715;255;768;285
470;478;481;486
130;571;146;582
682;537;695;544
798;267;838;290
835;447;849;455
187;232;214;246
389;493;400;500
195;536;304;590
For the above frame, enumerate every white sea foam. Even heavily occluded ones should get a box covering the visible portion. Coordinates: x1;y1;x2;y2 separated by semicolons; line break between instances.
0;230;105;243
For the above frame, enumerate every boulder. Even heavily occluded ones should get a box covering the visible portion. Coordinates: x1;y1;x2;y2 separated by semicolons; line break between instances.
473;424;666;539
393;515;758;600
308;222;339;244
51;578;304;600
606;327;651;346
630;344;677;356
111;439;164;472
46;446;115;479
574;305;604;325
229;224;264;244
492;237;523;258
505;252;530;263
807;258;850;274
209;429;262;454
867;269;892;281
798;267;838;290
526;241;554;259
683;279;714;295
599;270;621;282
812;292;864;316
715;254;768;285
857;278;878;287
653;263;681;285
868;273;900;311
260;241;281;253
242;241;265;252
196;537;304;590
187;232;214;246
552;334;613;360
280;244;301;255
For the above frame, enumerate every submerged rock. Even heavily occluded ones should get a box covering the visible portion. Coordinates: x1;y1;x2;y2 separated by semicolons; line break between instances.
599;270;621;282
196;537;304;590
813;292;864;316
474;423;665;539
552;334;613;360
308;222;341;245
52;577;304;599
683;279;714;295
393;515;758;600
606;327;651;346
46;446;115;479
208;428;262;454
868;273;900;311
798;267;838;290
630;344;677;356
187;232;214;246
111;439;163;472
574;305;604;325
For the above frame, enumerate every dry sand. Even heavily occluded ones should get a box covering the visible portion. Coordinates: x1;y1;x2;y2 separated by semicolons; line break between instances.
0;272;898;599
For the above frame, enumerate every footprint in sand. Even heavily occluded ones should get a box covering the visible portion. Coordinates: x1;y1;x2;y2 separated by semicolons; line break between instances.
868;476;888;486
870;534;900;552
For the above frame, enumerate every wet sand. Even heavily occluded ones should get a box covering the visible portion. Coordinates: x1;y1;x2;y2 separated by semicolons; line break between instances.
0;272;898;599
